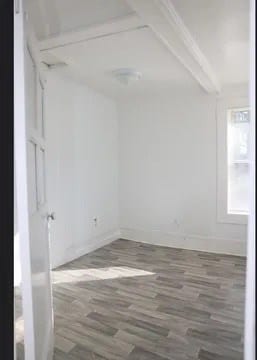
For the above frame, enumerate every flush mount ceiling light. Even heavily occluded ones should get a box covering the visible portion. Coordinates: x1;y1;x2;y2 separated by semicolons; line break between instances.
112;68;142;85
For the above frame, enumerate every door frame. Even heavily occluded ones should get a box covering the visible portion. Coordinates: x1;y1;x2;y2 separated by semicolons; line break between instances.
244;0;255;358
14;2;35;358
14;1;54;359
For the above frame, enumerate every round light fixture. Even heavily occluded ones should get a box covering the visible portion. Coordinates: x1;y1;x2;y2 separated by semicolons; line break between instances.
112;68;142;85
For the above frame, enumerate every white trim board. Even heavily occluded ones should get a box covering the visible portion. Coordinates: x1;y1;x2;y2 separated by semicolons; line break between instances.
50;227;246;269
244;0;255;357
120;228;246;257
51;230;121;269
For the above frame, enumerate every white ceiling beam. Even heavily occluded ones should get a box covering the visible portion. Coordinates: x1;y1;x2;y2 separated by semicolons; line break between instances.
125;0;220;93
39;14;145;52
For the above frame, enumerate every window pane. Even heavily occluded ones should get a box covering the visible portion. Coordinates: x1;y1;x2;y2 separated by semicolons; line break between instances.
228;163;249;213
227;108;250;214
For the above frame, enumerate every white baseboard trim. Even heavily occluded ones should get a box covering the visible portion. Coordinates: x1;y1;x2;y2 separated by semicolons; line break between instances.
120;227;246;256
50;226;246;268
51;229;121;269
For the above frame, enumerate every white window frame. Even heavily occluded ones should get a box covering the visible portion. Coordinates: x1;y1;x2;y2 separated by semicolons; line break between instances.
217;96;249;225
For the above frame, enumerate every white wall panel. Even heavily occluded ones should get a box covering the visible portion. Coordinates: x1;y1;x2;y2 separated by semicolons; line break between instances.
118;87;247;255
45;71;119;268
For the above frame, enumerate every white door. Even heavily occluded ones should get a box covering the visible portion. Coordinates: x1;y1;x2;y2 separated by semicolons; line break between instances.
14;1;54;359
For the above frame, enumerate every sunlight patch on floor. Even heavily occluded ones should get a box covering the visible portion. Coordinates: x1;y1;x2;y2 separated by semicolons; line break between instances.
52;266;155;284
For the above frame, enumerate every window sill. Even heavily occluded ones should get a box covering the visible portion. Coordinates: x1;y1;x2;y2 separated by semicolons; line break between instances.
217;212;248;225
229;210;249;216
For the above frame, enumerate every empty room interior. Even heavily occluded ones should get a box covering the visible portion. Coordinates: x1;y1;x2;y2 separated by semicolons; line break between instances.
14;0;254;359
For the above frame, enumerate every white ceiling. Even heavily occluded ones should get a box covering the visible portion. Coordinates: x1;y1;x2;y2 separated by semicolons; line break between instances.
30;0;250;99
29;0;134;40
171;0;250;85
42;26;200;99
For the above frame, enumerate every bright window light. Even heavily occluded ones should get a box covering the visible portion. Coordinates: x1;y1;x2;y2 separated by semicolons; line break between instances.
227;108;250;215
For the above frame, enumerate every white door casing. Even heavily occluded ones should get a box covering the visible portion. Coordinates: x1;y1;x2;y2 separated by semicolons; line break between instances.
244;0;256;358
14;1;54;359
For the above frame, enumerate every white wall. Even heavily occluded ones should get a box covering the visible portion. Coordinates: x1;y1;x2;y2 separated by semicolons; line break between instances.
118;88;247;255
45;71;119;268
18;72;247;272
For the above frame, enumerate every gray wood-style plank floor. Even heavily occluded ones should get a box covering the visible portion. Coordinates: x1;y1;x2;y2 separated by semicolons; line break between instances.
15;239;246;360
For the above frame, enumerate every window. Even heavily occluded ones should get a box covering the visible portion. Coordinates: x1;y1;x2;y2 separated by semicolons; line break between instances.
227;108;250;215
217;97;249;225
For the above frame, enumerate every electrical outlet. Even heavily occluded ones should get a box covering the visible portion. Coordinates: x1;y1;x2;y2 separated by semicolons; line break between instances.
93;217;98;227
